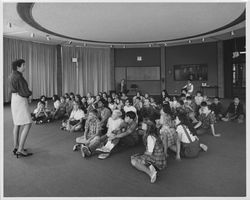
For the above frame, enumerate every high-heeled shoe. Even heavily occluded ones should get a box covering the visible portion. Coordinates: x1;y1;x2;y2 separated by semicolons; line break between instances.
16;151;33;158
13;148;27;155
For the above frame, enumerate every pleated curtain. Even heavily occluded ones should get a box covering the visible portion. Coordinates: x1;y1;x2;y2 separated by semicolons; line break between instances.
3;37;57;102
62;46;111;96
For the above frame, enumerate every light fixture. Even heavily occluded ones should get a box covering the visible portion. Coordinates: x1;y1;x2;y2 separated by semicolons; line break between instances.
68;41;72;45
202;38;205;42
164;43;168;46
110;45;113;48
123;45;126;48
149;44;152;47
231;31;235;36
7;22;12;28
188;40;192;44
83;43;87;47
46;35;51;41
30;33;34;38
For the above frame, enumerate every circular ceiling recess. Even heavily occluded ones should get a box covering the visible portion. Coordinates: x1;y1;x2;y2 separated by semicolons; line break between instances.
19;3;245;44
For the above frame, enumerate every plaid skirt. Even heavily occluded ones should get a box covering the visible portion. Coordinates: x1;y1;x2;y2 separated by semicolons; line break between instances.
160;127;177;147
132;142;167;170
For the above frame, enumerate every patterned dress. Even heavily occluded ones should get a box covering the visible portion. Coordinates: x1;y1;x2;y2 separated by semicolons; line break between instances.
198;112;216;129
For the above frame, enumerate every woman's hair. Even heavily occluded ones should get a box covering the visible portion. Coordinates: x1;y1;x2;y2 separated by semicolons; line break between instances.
12;59;25;71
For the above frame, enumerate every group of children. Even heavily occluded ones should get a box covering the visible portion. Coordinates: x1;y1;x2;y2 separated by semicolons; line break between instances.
31;89;245;183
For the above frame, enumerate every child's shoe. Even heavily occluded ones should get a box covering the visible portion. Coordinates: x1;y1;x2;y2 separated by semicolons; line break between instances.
200;143;208;152
98;153;110;159
149;165;157;183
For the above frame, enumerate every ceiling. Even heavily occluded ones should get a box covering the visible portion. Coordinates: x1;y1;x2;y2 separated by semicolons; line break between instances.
3;2;246;48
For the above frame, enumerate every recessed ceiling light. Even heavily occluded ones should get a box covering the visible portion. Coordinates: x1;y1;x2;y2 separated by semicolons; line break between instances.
202;38;205;42
188;40;192;44
123;45;126;48
30;33;34;38
231;31;235;36
164;43;168;46
46;35;51;41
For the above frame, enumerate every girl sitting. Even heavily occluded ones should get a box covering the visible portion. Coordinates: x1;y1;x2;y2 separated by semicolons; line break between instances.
174;112;208;160
61;101;85;132
131;118;166;183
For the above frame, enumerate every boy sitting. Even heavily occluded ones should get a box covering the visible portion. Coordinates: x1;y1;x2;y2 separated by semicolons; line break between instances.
222;97;244;123
31;101;51;124
73;109;102;157
210;97;223;121
195;102;221;137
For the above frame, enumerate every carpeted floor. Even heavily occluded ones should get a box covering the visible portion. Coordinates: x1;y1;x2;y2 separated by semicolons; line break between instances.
3;102;246;197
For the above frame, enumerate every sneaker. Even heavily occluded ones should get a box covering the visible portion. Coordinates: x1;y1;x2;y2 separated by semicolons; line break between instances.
96;146;110;153
200;143;208;152
98;153;110;159
73;144;79;151
81;145;91;157
149;165;157;183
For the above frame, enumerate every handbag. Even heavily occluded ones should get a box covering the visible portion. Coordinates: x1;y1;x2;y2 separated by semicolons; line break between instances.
181;125;200;158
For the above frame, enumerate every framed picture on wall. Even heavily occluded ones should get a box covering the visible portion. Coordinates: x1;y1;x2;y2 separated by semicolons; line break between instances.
173;64;208;81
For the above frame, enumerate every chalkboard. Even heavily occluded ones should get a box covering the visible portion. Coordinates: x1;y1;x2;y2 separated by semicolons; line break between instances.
174;64;208;81
126;66;160;80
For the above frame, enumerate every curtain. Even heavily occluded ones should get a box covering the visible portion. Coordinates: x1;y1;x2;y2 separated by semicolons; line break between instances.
62;46;111;96
3;37;57;102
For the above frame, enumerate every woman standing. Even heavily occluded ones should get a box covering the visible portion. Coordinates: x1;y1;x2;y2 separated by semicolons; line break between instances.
9;59;33;158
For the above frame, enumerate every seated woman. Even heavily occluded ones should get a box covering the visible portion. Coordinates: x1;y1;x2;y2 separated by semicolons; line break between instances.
195;102;221;137
53;96;67;120
73;109;102;157
131;118;166;183
173;112;208;160
61;101;85;132
31;101;51;124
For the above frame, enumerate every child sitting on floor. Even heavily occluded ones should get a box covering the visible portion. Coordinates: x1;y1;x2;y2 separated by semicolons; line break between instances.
210;97;223;121
131;118;166;183
31;101;51;124
73;109;102;157
195;101;221;137
61;101;85;132
95;110;124;153
222;96;244;123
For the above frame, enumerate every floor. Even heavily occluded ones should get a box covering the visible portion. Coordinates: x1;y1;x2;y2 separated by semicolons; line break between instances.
3;103;246;197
